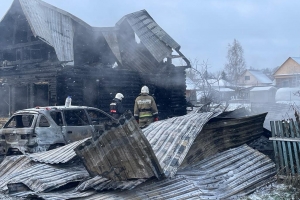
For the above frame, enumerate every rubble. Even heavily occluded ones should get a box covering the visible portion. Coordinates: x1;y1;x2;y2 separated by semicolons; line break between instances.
0;106;276;199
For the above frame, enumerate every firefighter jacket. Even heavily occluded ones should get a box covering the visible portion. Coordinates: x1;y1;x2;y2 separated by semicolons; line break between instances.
110;98;125;119
134;93;158;119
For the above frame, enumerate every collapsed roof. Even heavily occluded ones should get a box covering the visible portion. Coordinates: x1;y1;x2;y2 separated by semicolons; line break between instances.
0;0;190;73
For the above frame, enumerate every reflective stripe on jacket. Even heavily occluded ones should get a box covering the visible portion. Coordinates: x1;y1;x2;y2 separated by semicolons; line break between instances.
134;93;158;119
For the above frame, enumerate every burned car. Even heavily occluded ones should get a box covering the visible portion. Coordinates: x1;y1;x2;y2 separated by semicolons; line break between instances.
0;106;115;155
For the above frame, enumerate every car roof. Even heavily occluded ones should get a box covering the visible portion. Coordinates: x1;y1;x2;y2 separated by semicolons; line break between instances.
14;106;100;115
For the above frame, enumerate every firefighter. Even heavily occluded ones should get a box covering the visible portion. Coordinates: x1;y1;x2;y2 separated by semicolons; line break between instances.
134;85;158;128
110;93;125;119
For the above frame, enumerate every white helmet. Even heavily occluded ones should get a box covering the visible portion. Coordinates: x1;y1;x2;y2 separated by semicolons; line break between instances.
141;86;149;94
115;93;124;100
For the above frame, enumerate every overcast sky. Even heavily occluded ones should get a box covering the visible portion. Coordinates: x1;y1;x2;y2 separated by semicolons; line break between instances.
1;0;300;72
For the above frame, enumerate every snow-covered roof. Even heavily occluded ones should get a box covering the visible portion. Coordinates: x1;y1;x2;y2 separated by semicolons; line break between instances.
275;87;300;102
214;88;234;92
186;77;199;90
250;86;276;92
207;79;231;87
248;70;272;84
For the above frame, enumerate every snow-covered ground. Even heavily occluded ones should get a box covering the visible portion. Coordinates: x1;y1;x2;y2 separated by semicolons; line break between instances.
242;183;300;200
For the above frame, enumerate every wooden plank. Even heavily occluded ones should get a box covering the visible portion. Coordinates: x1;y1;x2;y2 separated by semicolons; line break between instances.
278;121;290;175
282;122;295;175
270;121;280;174
294;120;300;151
290;120;300;174
275;121;285;174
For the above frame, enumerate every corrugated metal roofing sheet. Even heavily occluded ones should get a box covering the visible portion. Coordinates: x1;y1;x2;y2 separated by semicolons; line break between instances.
75;175;146;192
75;112;163;181
18;0;78;63
178;144;275;199
7;163;89;193
118;35;159;74
27;138;90;164
181;112;267;167
118;10;180;63
11;145;274;200
142;110;215;177
75;109;219;180
0;155;32;191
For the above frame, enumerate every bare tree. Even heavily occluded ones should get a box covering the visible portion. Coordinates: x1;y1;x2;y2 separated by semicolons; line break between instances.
225;39;246;86
186;59;216;104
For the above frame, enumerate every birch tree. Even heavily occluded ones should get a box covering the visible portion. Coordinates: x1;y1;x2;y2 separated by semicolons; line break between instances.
225;39;246;86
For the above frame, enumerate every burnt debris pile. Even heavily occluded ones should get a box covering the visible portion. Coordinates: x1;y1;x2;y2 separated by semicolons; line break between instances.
0;106;276;199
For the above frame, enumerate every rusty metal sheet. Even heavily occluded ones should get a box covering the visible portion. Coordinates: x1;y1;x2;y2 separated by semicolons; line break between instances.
75;111;163;181
28;138;90;164
181;112;268;167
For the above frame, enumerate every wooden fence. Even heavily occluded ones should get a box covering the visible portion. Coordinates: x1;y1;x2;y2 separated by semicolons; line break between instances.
269;119;300;182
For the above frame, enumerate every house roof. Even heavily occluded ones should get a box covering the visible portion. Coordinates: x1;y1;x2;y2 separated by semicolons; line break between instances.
4;0;88;64
1;0;186;71
247;70;272;84
116;10;180;63
207;79;231;87
250;86;276;92
273;57;300;75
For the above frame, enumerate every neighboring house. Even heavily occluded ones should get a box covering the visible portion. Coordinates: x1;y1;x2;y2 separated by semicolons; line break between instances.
207;79;234;101
238;70;272;87
273;57;300;88
0;0;190;119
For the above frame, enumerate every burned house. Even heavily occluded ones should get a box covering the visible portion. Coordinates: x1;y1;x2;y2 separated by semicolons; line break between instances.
0;0;190;119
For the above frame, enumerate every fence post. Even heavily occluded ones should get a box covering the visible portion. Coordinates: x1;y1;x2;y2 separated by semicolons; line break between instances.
282;121;295;175
275;121;285;175
289;120;300;174
270;121;279;174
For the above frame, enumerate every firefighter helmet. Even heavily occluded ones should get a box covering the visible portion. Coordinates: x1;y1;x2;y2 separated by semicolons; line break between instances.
141;86;149;94
115;93;124;100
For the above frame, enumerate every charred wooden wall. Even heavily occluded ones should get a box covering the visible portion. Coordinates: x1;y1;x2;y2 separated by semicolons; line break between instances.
0;64;61;116
0;64;186;119
56;65;187;119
